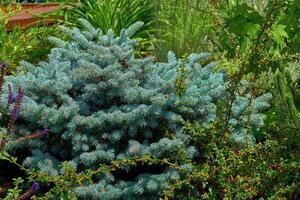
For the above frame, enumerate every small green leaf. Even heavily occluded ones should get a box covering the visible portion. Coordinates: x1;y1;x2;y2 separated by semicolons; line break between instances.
243;23;260;38
272;24;288;48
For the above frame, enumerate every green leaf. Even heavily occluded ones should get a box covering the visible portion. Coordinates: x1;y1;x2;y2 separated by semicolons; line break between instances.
272;24;288;48
243;23;260;38
0;150;10;160
295;0;300;9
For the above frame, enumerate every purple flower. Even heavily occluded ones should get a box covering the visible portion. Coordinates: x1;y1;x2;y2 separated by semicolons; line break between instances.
7;85;24;105
41;128;50;135
31;181;39;191
15;87;24;102
7;84;14;104
0;61;8;69
11;106;20;121
7;86;25;134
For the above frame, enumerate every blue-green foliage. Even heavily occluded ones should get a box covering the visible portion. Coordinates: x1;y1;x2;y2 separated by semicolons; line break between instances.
228;81;272;145
0;19;270;199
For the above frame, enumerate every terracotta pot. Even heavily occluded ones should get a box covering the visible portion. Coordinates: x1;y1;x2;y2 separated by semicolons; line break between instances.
1;3;62;31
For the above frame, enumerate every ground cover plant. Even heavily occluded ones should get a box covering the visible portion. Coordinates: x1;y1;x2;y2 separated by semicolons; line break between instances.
0;0;299;199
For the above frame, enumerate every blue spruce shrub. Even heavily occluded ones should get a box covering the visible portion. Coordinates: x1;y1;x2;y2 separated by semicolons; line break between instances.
228;81;272;145
0;19;270;199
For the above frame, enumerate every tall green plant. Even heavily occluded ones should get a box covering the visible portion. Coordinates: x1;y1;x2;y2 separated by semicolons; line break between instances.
276;68;300;128
267;65;300;151
222;0;269;13
204;0;300;154
214;0;299;68
153;0;214;61
65;0;154;57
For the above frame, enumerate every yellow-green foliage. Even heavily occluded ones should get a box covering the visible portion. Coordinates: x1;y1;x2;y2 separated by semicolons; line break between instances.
0;7;61;74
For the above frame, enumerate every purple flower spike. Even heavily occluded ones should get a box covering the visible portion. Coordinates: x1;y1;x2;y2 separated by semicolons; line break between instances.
41;128;50;135
31;181;39;191
8;84;14;104
11;106;20;121
16;87;25;102
7;86;25;134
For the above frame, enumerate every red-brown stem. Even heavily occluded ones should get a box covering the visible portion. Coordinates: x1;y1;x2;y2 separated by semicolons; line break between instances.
15;132;46;143
13;187;36;200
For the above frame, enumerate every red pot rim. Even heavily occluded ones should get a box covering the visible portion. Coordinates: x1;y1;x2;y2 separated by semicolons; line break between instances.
2;3;63;32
